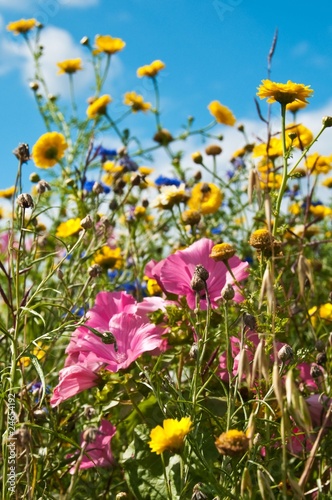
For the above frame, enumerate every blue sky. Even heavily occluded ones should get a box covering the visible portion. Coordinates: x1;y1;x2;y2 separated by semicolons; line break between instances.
1;0;332;190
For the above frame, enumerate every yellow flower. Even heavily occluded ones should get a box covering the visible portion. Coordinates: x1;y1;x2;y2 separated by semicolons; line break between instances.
215;429;249;457
259;172;282;190
0;186;16;199
92;246;123;269
7;18;36;35
94;34;126;54
210;243;236;262
102;161;123;174
137;60;165;78
208;100;236;126
188;182;222;215
257;79;313;105
86;94;112;119
148;417;193;455
146;278;162;296
286;100;308;113
286;123;313;149
309;204;332;219
19;342;47;368
309;303;332;327
151;183;189;210
322;177;332;188
123;91;152;113
57;58;83;75
305;153;332;175
32;132;68;169
288;203;301;216
252;138;283;159
56;218;82;238
139;166;154;176
249;229;275;250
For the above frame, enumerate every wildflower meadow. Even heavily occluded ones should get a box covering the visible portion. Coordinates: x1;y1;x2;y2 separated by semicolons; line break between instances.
1;18;332;500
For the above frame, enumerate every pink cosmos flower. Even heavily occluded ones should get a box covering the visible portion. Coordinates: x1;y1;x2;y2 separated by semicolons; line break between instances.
145;238;249;309
69;419;116;473
50;362;100;407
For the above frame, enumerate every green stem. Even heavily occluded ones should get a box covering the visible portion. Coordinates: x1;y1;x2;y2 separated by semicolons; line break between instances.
273;103;288;237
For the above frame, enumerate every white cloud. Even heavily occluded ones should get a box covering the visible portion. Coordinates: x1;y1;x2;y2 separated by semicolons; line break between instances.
59;0;99;6
0;25;123;98
0;0;99;10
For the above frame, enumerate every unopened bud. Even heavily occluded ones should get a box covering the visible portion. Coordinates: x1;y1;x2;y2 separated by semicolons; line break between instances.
80;36;90;46
92;181;104;194
322;116;332;127
194;264;209;282
17;193;34;209
29;81;39;91
310;364;323;379
316;352;327;366
29;172;40;183
57;268;64;280
189;342;198;360
205;144;222;156
221;283;235;301
191;152;203;164
315;339;326;352
88;264;102;278
131;174;141;186
243;313;256;330
190;275;205;292
278;344;293;363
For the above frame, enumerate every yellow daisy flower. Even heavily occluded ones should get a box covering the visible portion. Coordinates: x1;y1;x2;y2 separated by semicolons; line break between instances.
322;177;332;188
86;94;112;119
137;60;165;78
257;79;313;105
309;204;332;219
32;132;68;169
138;166;154;176
286;100;308;113
19;342;47;368
288;203;301;216
305;153;332;175
148;417;193;455
56;218;82;238
286;123;313;149
92;246;123;269
0;186;16;199
7;18;37;35
123;91;152;113
252;138;283;159
94;34;126;54
259;172;282;190
188;182;222;215
57;58;83;75
215;429;249;457
208;100;236;126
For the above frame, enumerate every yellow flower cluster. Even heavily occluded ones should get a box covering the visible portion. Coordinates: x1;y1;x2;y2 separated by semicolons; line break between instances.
123;92;152;113
137;60;165;78
188;182;222;215
7;18;37;35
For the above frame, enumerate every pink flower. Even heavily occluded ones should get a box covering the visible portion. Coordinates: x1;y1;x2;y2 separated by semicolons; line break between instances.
70;312;164;372
69;419;116;473
306;394;332;428
219;330;260;382
50;362;100;407
146;238;249;309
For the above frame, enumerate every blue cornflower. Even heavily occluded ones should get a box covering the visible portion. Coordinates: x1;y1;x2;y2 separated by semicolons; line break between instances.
119;154;138;171
84;180;111;194
154;175;181;187
211;224;223;235
96;146;117;161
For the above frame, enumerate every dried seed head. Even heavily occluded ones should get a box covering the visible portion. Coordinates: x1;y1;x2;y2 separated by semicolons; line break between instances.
215;429;249;457
92;181;104;194
36;180;51;194
209;242;236;262
17;193;34;209
82;427;99;443
278;344;294;363
13;143;30;163
310;364;323;379
153;128;173;145
316;352;327;366
80;214;93;230
191;484;208;500
181;209;201;226
189;342;198;360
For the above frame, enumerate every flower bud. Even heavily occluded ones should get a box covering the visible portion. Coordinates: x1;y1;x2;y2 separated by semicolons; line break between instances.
17;193;34;209
221;283;235;301
82;427;99;443
191;152;203;164
181;209;201;226
322;116;332;127
92;181;104;194
243;313;256;330
80;36;90;46
29;172;40;183
88;264;103;278
193;264;209;282
190;275;205;292
310;364;323;379
29;81;39;91
278;344;293;362
316;352;327;366
205;144;222;156
153;128;173;145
